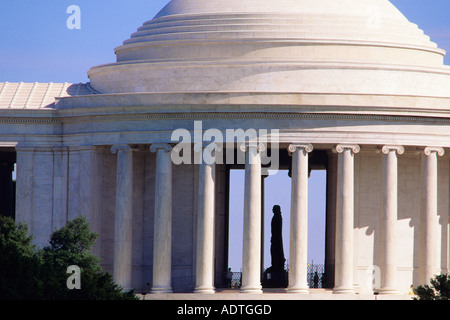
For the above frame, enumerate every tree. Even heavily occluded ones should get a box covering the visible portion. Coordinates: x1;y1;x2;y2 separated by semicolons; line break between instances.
0;216;138;300
413;274;450;300
0;216;43;299
40;216;138;300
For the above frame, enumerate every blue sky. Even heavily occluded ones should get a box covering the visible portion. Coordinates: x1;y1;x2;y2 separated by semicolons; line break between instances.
1;1;450;83
0;0;170;83
1;1;449;271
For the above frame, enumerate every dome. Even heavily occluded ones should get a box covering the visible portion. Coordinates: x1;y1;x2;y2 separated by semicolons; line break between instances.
88;0;450;97
154;0;408;25
122;0;439;57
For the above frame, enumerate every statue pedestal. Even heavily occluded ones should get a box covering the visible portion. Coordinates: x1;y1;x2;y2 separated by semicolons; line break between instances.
262;267;288;288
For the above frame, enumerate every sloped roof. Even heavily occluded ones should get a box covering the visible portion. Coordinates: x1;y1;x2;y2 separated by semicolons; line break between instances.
0;82;98;109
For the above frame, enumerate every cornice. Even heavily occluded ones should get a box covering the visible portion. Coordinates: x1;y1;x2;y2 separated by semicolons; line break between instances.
59;111;450;124
2;110;450;125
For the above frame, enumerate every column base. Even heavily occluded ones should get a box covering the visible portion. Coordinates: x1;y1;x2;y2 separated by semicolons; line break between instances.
287;287;309;294
151;287;173;294
194;287;216;294
378;288;401;295
240;287;263;294
333;286;355;295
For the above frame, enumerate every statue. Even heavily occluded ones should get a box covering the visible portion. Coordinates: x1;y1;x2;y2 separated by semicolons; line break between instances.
270;205;286;272
263;205;287;288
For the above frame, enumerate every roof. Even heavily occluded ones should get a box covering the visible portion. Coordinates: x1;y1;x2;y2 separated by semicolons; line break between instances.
0;82;98;110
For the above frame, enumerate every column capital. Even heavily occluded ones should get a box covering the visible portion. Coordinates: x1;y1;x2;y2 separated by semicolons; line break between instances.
150;143;172;153
288;143;314;155
111;144;137;154
333;144;360;154
381;145;405;155
239;142;266;153
424;146;445;157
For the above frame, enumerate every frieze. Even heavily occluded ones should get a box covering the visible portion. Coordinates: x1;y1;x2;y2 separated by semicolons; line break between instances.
2;111;450;125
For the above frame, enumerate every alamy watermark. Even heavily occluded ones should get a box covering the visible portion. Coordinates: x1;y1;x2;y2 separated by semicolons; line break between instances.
363;265;381;291
64;5;382;33
66;5;81;30
171;121;280;175
66;265;81;290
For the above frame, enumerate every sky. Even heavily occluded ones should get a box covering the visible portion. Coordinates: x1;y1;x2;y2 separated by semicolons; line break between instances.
1;0;450;271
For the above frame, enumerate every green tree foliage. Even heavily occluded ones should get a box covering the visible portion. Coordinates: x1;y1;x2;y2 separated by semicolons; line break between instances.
413;274;450;300
0;216;138;300
0;216;43;299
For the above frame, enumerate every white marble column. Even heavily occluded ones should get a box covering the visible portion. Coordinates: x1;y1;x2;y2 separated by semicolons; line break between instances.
240;142;264;294
111;144;135;290
333;144;360;294
31;147;55;248
420;147;444;284
287;143;313;293
14;145;34;228
52;146;69;231
380;145;404;294
150;143;173;293
194;144;216;294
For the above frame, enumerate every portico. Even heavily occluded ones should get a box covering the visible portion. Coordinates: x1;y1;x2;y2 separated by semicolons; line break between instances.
102;140;448;296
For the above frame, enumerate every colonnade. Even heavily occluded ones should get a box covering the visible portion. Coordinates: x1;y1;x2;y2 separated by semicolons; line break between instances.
110;143;445;294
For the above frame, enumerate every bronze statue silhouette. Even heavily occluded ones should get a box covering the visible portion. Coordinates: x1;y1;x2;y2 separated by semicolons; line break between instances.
270;205;286;272
263;205;287;288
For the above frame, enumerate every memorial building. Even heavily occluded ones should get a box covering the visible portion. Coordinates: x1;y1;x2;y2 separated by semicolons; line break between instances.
1;0;450;298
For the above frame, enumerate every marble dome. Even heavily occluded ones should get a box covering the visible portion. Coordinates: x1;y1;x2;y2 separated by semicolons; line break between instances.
88;0;450;98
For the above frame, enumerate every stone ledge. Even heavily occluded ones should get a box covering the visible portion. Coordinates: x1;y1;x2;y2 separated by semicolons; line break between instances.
137;289;414;300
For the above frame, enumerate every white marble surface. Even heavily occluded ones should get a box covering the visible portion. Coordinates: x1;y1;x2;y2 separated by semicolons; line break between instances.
150;144;174;293
287;144;313;293
334;145;359;294
379;146;403;294
241;144;263;294
194;161;216;294
89;0;449;97
111;145;134;290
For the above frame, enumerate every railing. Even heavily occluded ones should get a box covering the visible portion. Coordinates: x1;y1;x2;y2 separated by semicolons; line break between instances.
217;271;242;288
307;264;334;289
216;264;334;289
